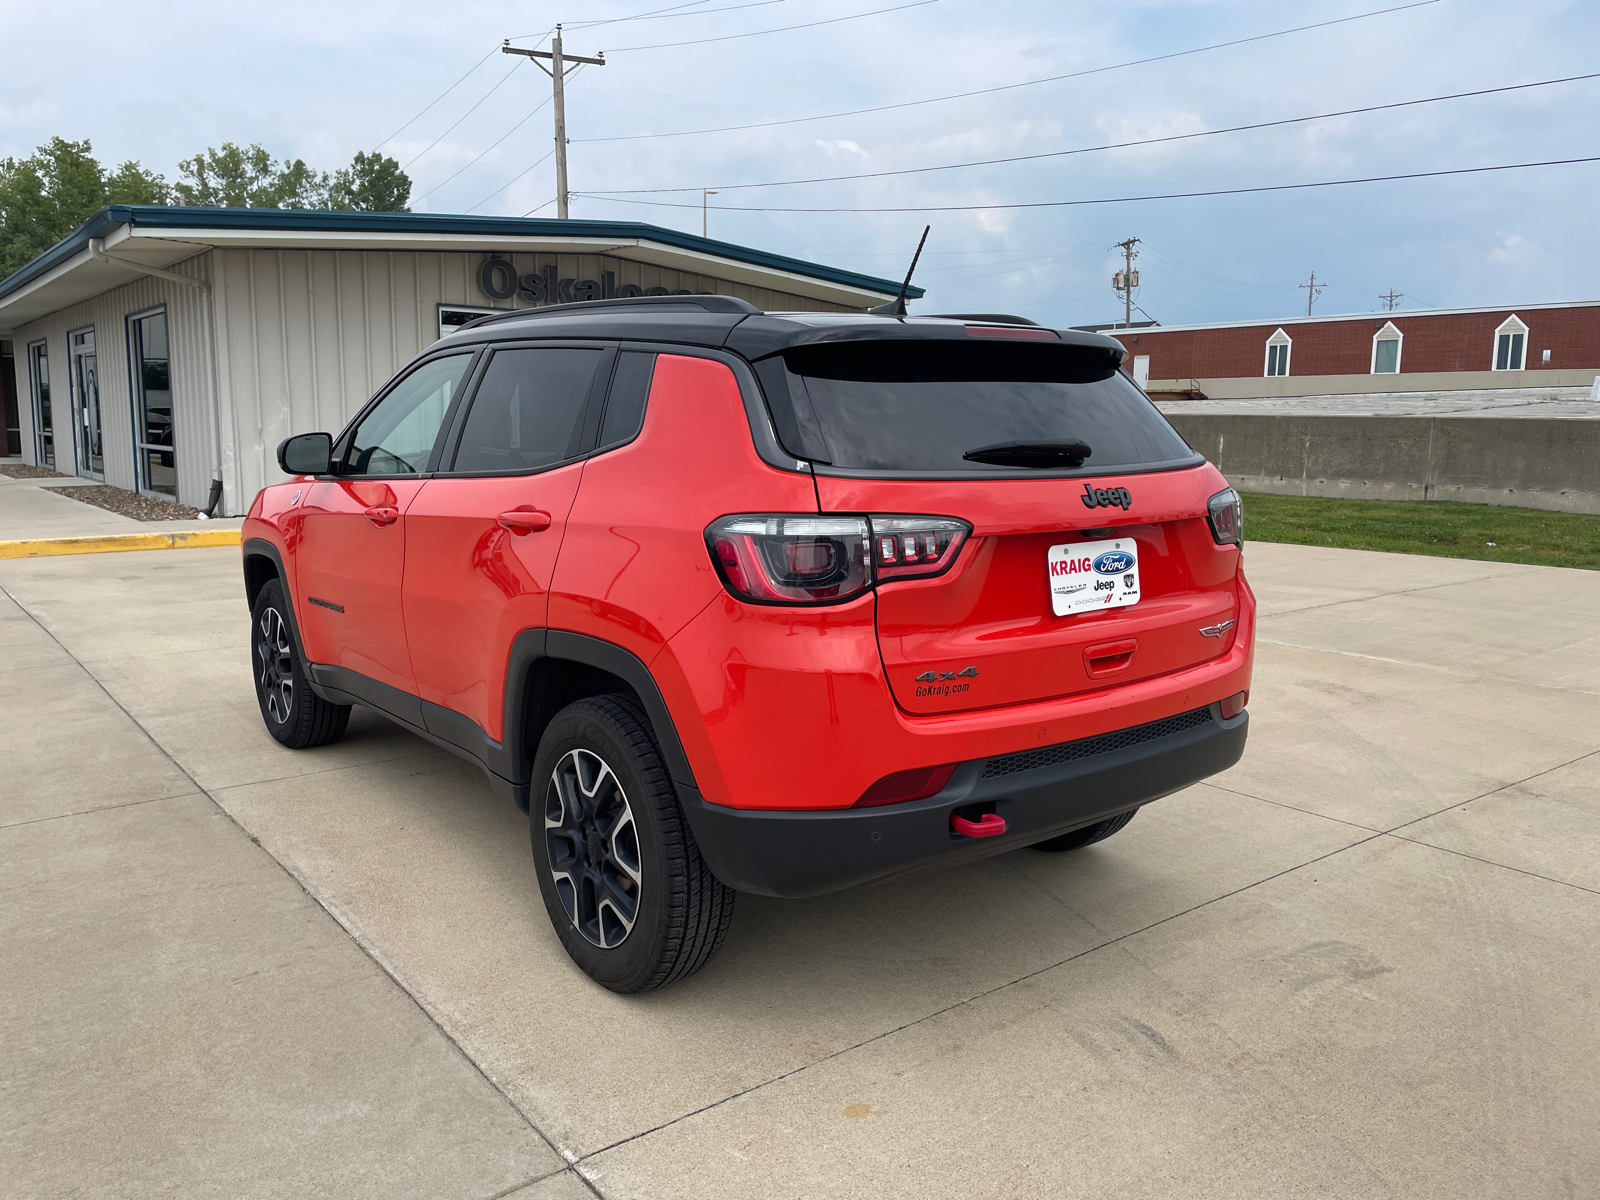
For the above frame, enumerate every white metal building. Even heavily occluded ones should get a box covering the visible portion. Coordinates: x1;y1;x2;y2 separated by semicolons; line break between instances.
0;206;909;514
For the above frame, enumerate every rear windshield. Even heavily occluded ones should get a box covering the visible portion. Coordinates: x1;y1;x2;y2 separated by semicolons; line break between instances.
756;340;1195;475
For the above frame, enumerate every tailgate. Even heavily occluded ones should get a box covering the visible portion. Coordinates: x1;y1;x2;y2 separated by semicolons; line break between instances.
818;469;1241;714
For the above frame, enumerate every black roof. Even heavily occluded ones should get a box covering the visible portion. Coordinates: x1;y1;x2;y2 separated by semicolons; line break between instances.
440;295;1127;362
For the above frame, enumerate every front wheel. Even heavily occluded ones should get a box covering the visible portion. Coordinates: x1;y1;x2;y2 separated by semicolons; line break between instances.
250;579;350;749
1029;808;1139;853
530;695;734;992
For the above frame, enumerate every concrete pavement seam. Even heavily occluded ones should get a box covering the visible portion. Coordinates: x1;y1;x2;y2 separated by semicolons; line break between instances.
0;576;582;1189
0;790;203;831
1255;636;1600;699
1200;781;1387;833
1381;832;1600;898
578;747;1600;1163
1256;567;1535;620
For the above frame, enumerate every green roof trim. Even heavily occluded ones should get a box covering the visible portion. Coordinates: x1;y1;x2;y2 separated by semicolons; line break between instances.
0;205;921;304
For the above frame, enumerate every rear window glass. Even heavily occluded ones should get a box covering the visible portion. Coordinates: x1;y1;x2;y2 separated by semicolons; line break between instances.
452;347;602;473
760;340;1193;474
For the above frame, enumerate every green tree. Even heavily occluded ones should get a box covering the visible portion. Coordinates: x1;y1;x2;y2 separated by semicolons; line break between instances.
328;151;411;212
174;142;331;209
0;136;170;278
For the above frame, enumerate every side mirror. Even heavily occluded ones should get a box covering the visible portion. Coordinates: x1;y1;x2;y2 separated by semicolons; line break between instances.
277;432;333;476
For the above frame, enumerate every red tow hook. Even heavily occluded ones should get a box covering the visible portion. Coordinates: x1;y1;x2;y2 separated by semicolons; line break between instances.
951;812;1007;838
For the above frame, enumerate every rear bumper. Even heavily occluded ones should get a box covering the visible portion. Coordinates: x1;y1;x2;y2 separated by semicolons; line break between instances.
682;703;1248;898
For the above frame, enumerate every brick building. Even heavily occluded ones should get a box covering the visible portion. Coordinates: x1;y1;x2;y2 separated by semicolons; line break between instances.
1108;301;1600;399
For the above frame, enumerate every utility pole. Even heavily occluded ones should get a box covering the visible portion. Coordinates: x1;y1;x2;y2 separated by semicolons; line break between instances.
503;27;604;219
1111;237;1140;328
1380;288;1404;311
702;189;719;238
1299;271;1324;317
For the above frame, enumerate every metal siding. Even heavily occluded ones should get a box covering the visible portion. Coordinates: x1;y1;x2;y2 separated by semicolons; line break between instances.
6;253;215;504
204;247;862;510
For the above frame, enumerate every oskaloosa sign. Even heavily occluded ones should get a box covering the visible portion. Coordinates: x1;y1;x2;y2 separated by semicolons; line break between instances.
478;257;705;305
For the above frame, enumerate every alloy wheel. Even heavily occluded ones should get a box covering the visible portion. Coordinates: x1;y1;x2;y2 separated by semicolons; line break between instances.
544;749;643;948
256;607;294;724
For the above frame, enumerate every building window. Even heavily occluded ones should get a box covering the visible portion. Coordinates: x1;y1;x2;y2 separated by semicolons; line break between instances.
28;341;55;469
1264;329;1291;377
1493;314;1527;371
131;310;176;498
1371;321;1402;374
437;304;502;343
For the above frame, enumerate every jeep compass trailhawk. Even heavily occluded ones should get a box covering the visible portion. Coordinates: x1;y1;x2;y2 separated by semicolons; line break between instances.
243;296;1253;991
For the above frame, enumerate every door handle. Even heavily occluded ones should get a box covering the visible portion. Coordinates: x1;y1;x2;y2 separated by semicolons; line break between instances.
363;506;399;527
498;508;552;534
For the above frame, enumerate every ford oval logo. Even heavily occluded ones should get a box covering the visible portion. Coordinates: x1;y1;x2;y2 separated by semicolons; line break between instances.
1092;551;1134;575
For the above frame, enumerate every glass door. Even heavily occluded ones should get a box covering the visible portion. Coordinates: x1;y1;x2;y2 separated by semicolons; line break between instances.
70;329;103;479
28;342;55;469
131;311;176;497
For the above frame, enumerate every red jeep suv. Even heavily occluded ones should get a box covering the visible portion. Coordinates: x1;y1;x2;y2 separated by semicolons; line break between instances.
243;296;1253;992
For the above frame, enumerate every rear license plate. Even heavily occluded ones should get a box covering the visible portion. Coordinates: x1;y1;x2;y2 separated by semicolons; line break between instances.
1048;538;1140;616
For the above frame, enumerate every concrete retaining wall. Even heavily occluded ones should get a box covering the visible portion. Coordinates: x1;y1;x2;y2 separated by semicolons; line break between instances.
1148;369;1600;399
1166;413;1600;515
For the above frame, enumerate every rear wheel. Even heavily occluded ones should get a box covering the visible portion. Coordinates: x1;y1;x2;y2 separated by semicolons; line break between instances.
1029;808;1139;853
530;695;734;992
250;579;350;749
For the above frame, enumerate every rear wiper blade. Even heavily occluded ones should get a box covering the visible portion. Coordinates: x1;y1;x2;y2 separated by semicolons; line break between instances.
962;439;1092;468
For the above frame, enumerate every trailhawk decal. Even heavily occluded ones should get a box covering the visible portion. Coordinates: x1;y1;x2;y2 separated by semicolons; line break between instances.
1048;538;1141;616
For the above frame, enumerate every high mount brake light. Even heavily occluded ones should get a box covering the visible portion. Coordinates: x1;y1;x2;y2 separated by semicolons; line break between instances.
706;514;971;606
1207;487;1243;545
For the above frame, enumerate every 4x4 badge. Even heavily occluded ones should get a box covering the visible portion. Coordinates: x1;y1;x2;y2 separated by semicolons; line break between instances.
1081;485;1132;510
914;666;979;683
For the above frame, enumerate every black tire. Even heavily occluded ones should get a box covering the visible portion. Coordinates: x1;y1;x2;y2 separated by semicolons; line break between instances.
1029;807;1139;853
250;579;351;749
530;694;734;992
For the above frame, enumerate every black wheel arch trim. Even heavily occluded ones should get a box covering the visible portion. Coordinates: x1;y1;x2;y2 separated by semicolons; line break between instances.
242;539;310;667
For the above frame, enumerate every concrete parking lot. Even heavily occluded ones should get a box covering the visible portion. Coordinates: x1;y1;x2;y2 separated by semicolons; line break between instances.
2;527;1597;1198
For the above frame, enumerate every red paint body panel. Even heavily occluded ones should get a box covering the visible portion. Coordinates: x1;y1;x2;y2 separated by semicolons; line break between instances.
403;465;585;739
549;352;818;665
662;571;1254;810
296;479;426;693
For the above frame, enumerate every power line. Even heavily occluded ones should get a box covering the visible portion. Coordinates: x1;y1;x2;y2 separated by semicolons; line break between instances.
566;0;786;30
598;0;937;53
574;0;1439;142
572;155;1600;213
584;72;1600;195
401;59;526;170
465;149;556;212
376;43;501;150
414;94;554;204
1141;247;1280;291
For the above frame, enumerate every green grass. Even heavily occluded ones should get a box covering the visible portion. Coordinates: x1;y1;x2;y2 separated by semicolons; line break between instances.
1240;491;1600;571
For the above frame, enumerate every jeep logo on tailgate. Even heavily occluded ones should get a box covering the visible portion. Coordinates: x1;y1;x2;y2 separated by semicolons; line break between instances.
1081;485;1132;510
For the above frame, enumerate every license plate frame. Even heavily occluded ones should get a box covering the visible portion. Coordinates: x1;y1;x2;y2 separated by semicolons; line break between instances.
1048;537;1141;616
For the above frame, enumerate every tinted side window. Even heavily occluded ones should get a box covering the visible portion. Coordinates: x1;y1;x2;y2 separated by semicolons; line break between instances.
346;354;472;476
598;351;656;448
452;348;603;473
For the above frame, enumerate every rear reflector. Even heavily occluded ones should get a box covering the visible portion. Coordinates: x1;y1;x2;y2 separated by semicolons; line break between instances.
1220;690;1249;719
855;763;957;808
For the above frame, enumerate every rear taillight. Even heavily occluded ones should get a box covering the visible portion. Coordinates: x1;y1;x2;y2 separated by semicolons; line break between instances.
706;514;971;606
1207;488;1242;545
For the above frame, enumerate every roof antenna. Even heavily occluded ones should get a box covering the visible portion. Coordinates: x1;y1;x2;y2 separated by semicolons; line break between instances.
868;224;930;317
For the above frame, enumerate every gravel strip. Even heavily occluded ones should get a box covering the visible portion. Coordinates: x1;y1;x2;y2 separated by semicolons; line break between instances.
1;464;71;480
41;484;202;522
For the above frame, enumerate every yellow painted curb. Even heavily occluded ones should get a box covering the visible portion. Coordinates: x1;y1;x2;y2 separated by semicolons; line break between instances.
0;529;242;559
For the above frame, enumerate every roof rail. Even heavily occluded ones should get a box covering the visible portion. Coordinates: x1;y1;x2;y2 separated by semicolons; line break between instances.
459;293;761;331
923;312;1041;326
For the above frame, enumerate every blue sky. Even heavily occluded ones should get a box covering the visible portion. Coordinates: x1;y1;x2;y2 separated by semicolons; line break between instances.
2;0;1595;325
